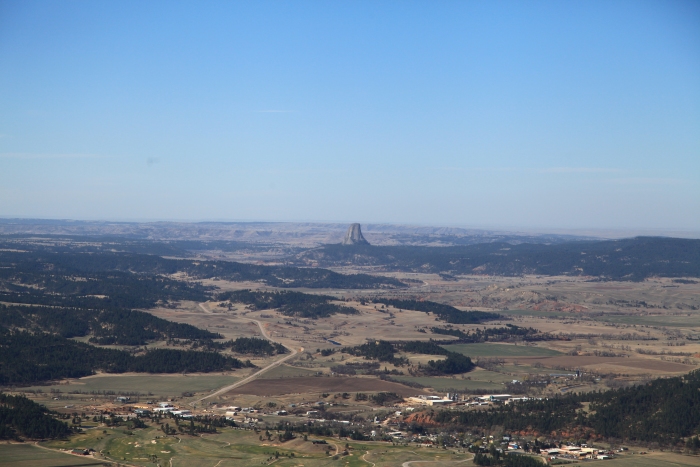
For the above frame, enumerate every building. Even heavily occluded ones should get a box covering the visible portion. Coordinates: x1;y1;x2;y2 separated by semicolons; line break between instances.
407;395;453;406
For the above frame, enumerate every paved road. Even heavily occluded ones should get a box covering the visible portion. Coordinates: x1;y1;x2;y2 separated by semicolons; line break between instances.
191;302;302;406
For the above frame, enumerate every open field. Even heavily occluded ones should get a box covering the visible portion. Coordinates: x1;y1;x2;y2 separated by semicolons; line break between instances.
18;373;243;399
258;364;320;379
229;375;429;396
443;343;563;357
506;355;697;373
390;375;506;391
598;452;700;466
0;444;104;467
41;425;471;467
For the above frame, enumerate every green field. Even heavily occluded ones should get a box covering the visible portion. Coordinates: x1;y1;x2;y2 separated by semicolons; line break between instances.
391;368;515;391
391;376;504;391
442;343;563;357
499;309;700;328
42;425;472;467
599;453;700;466
595;313;700;328
0;444;103;467
21;373;241;397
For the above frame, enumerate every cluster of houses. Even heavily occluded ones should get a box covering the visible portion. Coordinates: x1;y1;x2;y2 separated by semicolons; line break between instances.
130;401;193;418
406;393;536;407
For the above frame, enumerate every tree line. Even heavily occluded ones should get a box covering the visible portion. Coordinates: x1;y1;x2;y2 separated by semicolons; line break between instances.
371;298;500;324
302;237;700;281
345;340;475;375
433;368;700;445
0;304;221;346
219;290;358;318
430;324;552;342
0;330;252;384
0;394;71;439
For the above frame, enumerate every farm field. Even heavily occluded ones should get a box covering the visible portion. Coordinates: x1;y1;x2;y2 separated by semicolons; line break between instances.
0;444;103;467
592;313;700;328
442;343;563;357
258;364;320;379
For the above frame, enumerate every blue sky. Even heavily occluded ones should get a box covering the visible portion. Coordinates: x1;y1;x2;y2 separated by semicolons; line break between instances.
1;0;698;231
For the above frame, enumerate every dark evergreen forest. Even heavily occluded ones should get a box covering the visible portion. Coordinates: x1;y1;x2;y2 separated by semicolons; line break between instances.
303;237;700;280
371;298;500;324
433;369;700;444
219;290;358;318
0;331;251;384
0;394;71;439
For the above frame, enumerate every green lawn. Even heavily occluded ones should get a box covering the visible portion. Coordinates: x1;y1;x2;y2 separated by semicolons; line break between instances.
0;444;102;467
442;343;562;357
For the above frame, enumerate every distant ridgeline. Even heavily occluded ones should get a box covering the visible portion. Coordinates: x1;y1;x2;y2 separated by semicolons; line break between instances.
0;329;253;385
371;298;500;324
297;237;700;281
218;290;358;318
433;368;700;445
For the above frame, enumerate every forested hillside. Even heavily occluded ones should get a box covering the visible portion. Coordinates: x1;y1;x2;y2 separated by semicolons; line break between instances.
297;237;700;280
0;304;220;345
432;368;700;444
345;340;475;375
0;248;404;290
0;331;251;384
219;290;358;318
0;394;71;439
371;298;500;324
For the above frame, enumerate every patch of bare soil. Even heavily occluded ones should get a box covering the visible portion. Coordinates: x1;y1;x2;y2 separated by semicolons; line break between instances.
228;376;428;396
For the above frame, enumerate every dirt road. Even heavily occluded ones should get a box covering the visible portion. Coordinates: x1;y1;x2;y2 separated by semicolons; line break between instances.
191;303;301;406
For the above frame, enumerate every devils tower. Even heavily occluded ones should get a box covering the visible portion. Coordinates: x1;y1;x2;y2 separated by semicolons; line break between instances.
342;223;370;246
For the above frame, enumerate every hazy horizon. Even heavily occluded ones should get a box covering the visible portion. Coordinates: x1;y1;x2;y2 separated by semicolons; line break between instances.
1;1;699;230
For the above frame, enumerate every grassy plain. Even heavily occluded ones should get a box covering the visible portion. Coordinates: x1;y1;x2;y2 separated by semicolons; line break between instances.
0;444;103;467
21;373;242;398
598;452;700;466
442;343;563;357
41;426;471;467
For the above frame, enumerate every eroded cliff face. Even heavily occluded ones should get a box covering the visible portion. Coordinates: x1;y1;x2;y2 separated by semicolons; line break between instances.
342;223;370;246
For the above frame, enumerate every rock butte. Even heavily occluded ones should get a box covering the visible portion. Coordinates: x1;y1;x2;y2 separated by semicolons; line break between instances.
342;223;370;246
